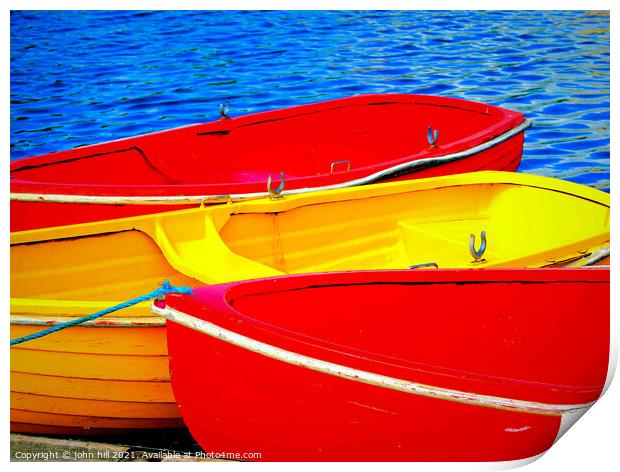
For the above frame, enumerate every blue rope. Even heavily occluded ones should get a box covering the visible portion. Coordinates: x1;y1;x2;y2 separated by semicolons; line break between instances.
10;280;193;347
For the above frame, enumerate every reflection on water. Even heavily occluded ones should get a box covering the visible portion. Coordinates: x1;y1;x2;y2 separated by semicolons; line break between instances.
10;10;609;191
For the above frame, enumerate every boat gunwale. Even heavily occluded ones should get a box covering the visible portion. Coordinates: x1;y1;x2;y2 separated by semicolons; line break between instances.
9;171;610;248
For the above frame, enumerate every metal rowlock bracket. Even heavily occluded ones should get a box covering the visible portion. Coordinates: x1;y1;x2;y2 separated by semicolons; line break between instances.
330;160;351;174
427;126;439;147
469;231;487;263
267;171;286;199
219;99;230;119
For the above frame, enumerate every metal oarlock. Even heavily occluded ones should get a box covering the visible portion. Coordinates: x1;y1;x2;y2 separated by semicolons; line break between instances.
219;99;230;119
427;126;439;147
469;231;487;263
267;171;285;199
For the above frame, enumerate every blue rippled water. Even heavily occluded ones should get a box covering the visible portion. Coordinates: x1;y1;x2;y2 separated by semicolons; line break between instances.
10;10;610;191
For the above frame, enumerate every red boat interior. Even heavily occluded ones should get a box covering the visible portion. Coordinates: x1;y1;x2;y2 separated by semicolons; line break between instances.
11;95;521;188
174;269;609;406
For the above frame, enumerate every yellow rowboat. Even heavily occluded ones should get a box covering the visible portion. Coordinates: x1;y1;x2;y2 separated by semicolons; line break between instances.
10;171;609;434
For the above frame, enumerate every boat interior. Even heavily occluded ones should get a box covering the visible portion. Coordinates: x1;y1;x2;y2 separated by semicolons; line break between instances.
11;231;197;302
209;271;608;404
11;180;609;307
11;101;502;186
215;183;609;273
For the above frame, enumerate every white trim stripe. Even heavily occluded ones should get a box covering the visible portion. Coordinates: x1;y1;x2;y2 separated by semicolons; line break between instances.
10;315;165;328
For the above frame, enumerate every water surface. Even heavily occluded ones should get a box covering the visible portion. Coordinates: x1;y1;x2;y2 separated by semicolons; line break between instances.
10;10;610;191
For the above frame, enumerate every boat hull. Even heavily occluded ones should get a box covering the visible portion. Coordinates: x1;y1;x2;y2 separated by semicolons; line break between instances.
10;322;183;435
10;94;527;231
161;269;610;461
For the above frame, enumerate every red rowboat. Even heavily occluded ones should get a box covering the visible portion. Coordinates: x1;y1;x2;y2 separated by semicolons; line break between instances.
11;94;529;231
155;268;609;462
